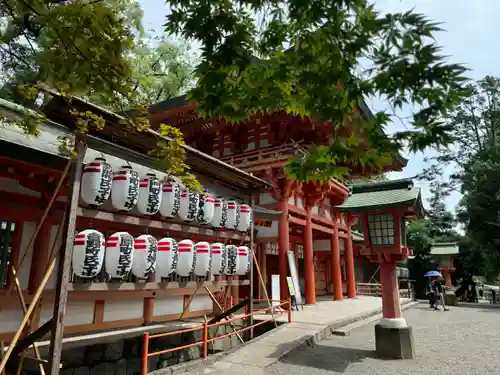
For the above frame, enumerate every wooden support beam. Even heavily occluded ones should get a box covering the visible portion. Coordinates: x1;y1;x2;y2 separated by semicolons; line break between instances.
204;287;244;344
208;299;249;325
48;139;87;375
11;320;54;359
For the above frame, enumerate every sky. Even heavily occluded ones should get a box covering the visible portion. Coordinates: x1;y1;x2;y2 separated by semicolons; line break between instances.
139;0;500;211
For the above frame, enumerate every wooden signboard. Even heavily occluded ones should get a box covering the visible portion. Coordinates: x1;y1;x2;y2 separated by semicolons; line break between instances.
287;250;303;306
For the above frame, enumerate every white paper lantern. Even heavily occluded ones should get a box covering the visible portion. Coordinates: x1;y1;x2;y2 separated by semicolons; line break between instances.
179;189;200;222
132;235;157;279
197;191;215;225
176;239;195;277
212;198;228;228
210;243;226;276
81;157;112;207
226;201;238;229
224;244;239;276
72;229;105;278
159;181;181;218
111;165;139;212
137;173;162;215
105;232;134;279
236;246;250;275
236;204;252;232
193;241;211;277
156;237;178;278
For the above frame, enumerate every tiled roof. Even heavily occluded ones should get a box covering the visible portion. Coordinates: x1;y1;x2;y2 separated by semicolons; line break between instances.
254;206;282;220
336;178;422;213
430;243;459;255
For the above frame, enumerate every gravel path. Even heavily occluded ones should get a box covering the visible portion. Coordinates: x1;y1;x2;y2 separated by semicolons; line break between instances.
266;303;500;375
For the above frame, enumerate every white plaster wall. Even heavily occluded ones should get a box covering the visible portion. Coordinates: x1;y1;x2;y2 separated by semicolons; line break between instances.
0;308;24;333
313;239;345;252
153;296;184;316
259;192;275;205
255;220;278;238
103;300;143;322
39;301;94;327
17;221;36;289
45;225;63;289
189;296;212;312
0;301;94;333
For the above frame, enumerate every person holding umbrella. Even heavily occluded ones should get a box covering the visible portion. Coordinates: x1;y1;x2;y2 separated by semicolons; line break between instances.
424;270;449;311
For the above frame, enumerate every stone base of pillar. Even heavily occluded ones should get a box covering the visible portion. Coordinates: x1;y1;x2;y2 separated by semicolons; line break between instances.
375;321;414;360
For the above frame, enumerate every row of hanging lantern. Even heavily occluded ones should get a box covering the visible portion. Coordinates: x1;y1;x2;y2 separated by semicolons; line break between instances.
72;229;251;280
80;158;253;232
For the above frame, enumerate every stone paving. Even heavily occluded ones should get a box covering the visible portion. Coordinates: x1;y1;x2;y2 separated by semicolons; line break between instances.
176;302;500;375
267;303;500;375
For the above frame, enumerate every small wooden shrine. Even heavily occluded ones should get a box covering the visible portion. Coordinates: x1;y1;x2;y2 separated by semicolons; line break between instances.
0;93;271;374
337;178;423;359
430;242;459;288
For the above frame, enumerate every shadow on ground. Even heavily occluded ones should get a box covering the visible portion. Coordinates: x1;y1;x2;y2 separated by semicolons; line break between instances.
275;343;376;372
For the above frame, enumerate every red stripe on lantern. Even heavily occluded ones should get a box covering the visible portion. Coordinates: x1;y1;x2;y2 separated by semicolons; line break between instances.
74;240;85;246
134;244;147;250
84;168;101;173
196;249;209;254
75;234;86;239
139;184;148;188
178;248;192;253
113;176;127;181
212;250;221;254
157;247;171;252
135;239;146;243
88;162;101;166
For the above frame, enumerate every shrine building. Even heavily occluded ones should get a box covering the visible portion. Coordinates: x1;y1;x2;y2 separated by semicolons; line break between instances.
148;96;409;304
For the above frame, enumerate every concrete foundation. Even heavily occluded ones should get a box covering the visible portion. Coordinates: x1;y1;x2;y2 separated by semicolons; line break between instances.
374;324;415;359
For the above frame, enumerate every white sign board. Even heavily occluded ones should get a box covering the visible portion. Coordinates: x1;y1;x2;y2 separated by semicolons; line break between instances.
286;276;296;296
271;274;281;307
287;250;303;305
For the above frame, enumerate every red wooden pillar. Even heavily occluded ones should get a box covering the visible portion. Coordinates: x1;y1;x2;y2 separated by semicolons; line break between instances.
303;209;316;304
331;224;343;301
379;260;402;320
444;270;452;288
278;200;290;300
345;223;356;298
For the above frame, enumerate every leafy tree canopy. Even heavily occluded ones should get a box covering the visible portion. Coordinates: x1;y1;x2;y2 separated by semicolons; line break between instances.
165;0;471;181
0;0;199;190
420;76;500;280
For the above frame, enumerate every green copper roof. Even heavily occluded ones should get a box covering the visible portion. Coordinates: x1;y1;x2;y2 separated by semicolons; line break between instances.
430;243;459;256
336;178;423;213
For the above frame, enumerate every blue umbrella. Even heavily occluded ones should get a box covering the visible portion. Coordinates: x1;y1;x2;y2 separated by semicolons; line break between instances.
424;270;442;277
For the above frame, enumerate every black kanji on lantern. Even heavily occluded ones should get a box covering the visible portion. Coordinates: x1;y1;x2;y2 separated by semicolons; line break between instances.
147;178;161;213
94;162;112;205
124;171;139;210
82;232;102;277
117;234;134;277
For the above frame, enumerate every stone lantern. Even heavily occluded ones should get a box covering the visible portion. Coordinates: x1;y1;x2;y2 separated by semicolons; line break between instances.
337;178;423;359
430;242;459;289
